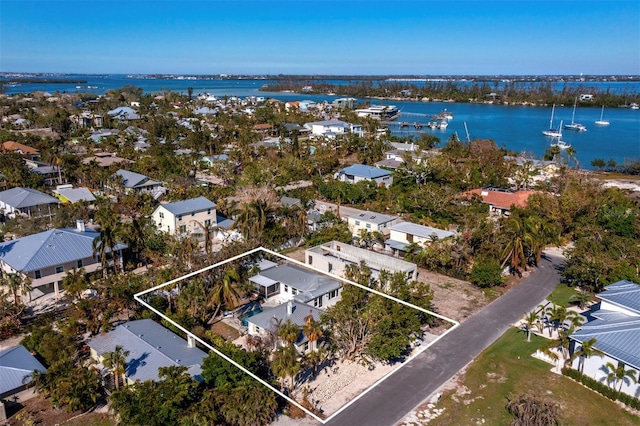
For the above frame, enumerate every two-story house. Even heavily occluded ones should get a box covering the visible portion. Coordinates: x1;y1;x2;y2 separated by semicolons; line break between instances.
113;169;166;197
304;119;363;139
347;210;398;239
0;220;127;298
151;197;217;236
385;222;456;256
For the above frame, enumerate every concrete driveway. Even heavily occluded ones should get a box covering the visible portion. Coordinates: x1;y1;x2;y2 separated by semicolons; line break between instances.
325;253;564;426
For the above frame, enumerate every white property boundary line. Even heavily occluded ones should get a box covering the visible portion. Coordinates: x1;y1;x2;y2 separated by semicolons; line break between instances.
134;247;459;424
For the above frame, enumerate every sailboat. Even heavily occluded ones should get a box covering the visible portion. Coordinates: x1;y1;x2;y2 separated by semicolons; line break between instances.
551;122;571;149
542;104;562;137
595;105;610;126
564;98;587;131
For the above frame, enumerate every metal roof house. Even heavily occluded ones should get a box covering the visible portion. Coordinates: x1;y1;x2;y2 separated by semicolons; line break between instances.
113;169;165;198
0;345;47;399
52;185;96;204
86;319;208;384
385;222;456;255
107;106;140;121
249;263;342;309
347;210;398;239
334;164;393;186
569;280;640;398
0;187;60;219
0;220;127;298
151;197;217;236
245;301;323;354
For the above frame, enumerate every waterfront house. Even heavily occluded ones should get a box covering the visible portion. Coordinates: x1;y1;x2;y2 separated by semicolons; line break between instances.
245;301;323;354
86;319;208;384
569;280;640;398
347;210;398;239
385;222;456;256
0;187;60;219
249;263;342;309
0;220;126;298
305;240;418;282
151;196;217;236
304;119;363;139
334;164;393;186
463;187;534;217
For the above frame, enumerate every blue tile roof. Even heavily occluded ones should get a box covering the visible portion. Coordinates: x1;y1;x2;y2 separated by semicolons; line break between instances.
0;345;46;397
337;164;392;179
0;187;60;209
86;319;208;382
0;227;127;272
159;197;216;216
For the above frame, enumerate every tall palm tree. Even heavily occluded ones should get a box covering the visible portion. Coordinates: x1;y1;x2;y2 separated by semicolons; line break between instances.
103;345;130;390
302;312;323;349
605;361;637;392
207;268;243;323
62;267;89;302
4;273;25;306
279;319;300;347
522;310;539;342
92;221;123;277
571;338;604;373
501;214;529;276
271;345;300;391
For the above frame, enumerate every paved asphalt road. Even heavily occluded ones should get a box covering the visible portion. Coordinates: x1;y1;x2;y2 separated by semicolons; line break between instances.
325;253;564;426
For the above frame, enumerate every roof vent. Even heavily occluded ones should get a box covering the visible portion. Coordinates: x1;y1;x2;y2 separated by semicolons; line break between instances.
481;191;489;196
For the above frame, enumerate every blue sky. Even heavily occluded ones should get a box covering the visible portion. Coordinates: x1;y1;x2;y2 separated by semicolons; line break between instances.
1;1;639;75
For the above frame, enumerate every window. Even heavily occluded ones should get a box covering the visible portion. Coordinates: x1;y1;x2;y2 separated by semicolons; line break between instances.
177;215;182;221
366;223;371;229
284;285;289;292
329;289;338;299
292;288;298;296
204;219;211;226
314;297;323;308
34;270;42;279
159;212;164;219
191;212;195;216
55;266;64;274
77;260;83;268
303;342;309;352
407;234;414;243
179;225;187;233
308;255;313;265
207;209;211;215
355;220;360;225
328;263;333;273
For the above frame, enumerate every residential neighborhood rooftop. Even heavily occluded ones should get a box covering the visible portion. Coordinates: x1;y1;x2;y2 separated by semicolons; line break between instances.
159;197;217;216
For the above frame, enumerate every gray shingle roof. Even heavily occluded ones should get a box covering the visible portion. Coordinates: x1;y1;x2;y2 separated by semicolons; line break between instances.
159;197;216;216
0;187;60;209
337;164;392;179
0;345;46;398
247;302;322;344
86;319;208;382
0;227;127;272
115;169;148;188
256;264;341;294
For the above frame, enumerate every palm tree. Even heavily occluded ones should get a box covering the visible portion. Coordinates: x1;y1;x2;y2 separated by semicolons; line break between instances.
522;310;539;342
4;273;25;306
571;338;604;373
103;345;130;390
605;361;638;392
568;290;593;309
542;326;575;368
279;319;300;347
271;345;300;391
208;268;243;323
302;312;323;350
62;267;89;302
92;221;123;277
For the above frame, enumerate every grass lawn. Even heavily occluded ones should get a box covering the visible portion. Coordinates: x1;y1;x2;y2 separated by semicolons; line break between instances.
430;328;640;426
547;283;577;307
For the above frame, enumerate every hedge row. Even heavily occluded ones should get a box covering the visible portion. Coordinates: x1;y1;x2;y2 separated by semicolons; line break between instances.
562;367;640;410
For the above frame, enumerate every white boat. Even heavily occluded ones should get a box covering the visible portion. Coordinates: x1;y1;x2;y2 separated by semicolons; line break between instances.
551;139;571;150
542;104;562;137
564;98;587;131
631;103;639;110
595;105;610;126
355;105;401;121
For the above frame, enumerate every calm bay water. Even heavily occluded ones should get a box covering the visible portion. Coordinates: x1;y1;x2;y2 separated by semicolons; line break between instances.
3;75;639;169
